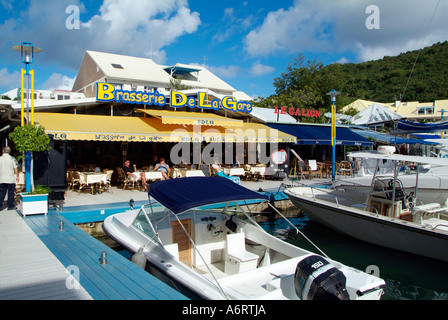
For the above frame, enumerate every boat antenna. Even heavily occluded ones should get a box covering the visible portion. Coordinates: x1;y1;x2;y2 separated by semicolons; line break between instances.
400;0;440;101
267;202;330;259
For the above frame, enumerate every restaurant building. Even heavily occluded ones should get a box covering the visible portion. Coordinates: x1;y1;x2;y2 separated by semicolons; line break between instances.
0;50;297;185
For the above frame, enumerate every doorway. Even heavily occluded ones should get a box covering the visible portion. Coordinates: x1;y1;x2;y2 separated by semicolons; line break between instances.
170;218;193;267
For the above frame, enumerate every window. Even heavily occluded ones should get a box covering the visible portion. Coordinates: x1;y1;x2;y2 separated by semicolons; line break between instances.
417;106;434;115
111;63;124;69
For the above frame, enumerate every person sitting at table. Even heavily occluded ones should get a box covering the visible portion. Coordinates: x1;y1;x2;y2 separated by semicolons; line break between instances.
154;157;170;180
211;157;227;177
123;159;147;190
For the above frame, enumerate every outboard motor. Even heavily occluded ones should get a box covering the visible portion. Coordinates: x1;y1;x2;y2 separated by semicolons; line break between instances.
295;255;350;300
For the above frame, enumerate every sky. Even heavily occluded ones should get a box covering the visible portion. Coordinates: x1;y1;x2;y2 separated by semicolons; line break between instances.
0;0;447;100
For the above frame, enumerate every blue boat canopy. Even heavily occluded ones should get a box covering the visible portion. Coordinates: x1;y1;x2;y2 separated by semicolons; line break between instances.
148;177;269;214
396;120;448;133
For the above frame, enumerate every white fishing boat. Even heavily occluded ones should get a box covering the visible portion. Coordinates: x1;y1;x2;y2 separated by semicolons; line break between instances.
333;146;448;205
103;177;385;300
284;151;448;263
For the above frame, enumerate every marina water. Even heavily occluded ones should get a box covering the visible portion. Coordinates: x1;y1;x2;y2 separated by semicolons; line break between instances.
100;208;448;300
259;210;448;300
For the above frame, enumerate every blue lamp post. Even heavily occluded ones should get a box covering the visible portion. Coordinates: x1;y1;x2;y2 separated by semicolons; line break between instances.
326;89;340;181
12;42;42;192
440;109;446;139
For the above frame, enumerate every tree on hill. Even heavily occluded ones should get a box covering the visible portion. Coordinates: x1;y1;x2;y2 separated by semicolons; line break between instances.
254;41;448;122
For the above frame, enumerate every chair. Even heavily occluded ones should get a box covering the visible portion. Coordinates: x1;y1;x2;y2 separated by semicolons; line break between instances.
225;233;258;274
297;161;311;179
339;161;353;177
77;172;95;195
308;160;323;179
118;168;136;191
243;164;253;181
116;167;125;186
101;170;114;193
69;171;80;191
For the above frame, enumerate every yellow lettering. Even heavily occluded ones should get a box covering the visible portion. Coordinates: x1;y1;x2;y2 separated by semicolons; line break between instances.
96;83;115;101
222;96;237;112
198;92;213;109
171;91;187;107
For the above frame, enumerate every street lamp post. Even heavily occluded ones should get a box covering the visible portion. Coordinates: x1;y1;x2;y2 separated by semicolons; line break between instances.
327;89;340;181
13;42;42;126
440;109;446;139
12;42;42;192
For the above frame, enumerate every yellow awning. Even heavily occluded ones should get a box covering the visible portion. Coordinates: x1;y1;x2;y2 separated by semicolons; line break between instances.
137;109;244;127
33;113;296;144
33;113;213;142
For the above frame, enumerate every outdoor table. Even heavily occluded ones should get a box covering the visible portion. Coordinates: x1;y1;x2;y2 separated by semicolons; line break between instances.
223;167;245;176
144;171;163;182
83;172;108;185
81;172;108;194
176;168;205;177
250;166;266;175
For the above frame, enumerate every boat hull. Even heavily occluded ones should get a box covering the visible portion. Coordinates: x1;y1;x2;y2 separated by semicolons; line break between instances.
285;188;448;263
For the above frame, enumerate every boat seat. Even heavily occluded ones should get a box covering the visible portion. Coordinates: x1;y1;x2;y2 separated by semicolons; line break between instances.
225;233;258;274
164;243;179;260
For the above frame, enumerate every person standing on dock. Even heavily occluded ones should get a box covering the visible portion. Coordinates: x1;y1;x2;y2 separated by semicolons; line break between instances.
0;146;19;210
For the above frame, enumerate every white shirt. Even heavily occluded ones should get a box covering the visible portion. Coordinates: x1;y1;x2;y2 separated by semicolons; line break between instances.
0;154;19;184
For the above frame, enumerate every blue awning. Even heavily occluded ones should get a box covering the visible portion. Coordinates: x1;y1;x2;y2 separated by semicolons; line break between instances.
267;123;374;146
148;177;269;214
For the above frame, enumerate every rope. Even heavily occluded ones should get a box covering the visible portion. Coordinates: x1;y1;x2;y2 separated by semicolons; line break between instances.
401;0;440;101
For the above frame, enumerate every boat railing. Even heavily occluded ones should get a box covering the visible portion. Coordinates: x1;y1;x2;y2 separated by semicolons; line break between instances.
430;223;448;231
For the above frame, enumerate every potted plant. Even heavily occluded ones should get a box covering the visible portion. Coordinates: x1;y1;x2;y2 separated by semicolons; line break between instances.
18;185;51;216
9;124;51;215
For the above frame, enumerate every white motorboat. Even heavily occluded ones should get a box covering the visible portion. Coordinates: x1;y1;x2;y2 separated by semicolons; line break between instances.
103;176;385;300
284;152;448;262
333;148;448;205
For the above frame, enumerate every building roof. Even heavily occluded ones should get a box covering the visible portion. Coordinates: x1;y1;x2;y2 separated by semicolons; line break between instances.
343;98;448;122
86;50;171;85
351;102;402;125
85;50;236;94
249;107;298;123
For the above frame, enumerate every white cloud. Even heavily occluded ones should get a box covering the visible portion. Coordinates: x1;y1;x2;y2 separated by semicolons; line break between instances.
0;0;201;68
0;68;21;93
244;0;448;62
83;0;201;64
208;65;240;78
42;73;76;91
244;0;334;57
250;61;275;76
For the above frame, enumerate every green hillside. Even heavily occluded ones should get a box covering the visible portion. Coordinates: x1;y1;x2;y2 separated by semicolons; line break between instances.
255;41;448;122
329;41;448;103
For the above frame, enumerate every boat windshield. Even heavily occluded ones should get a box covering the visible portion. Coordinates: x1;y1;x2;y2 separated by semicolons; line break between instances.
132;202;169;242
140;199;262;229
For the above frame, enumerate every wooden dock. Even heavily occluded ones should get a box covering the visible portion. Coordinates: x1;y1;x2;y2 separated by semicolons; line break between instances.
0;210;188;300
